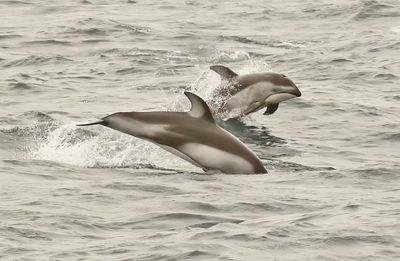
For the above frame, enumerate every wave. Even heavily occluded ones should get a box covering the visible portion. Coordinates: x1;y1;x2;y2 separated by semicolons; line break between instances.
373;73;398;80
382;133;400;141
323;234;395;246
65;27;108;36
218;36;306;49
9;82;33;90
352;168;400;181
21;40;71;46
4;55;72;67
102;212;243;230
0;34;22;39
5;226;51;241
302;3;355;18
64;18;151;38
109;19;151;35
0;0;32;5
353;0;399;20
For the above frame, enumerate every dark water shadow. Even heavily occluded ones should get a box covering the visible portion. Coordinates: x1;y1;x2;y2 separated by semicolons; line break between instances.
216;118;334;173
217;118;286;147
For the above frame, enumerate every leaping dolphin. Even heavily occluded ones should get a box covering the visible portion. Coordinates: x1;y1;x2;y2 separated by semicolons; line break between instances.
210;65;301;116
77;92;267;174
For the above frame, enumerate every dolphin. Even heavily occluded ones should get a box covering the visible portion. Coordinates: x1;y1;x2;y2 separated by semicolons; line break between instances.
210;65;301;116
77;92;267;174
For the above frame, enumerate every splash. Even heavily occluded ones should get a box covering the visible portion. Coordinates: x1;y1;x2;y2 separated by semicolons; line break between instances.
28;121;193;170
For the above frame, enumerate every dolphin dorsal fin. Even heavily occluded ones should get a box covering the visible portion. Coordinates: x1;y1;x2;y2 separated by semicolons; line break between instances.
210;65;238;80
184;92;215;123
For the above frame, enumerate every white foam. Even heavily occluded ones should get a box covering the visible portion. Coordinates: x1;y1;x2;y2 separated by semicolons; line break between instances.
28;122;193;170
213;50;250;63
391;27;400;34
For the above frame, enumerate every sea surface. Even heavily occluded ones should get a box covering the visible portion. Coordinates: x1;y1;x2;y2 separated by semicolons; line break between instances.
1;0;399;260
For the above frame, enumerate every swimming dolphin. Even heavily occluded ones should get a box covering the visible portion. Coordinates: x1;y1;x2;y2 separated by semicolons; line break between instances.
77;92;267;174
210;65;301;116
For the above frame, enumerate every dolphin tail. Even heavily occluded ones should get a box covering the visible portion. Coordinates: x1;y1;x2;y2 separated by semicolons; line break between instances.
76;120;105;126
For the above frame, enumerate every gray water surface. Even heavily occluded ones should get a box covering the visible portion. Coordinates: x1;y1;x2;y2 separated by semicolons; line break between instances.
1;0;399;260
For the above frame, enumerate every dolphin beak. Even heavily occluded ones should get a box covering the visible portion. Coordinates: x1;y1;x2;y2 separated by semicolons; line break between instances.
288;88;301;97
276;89;301;97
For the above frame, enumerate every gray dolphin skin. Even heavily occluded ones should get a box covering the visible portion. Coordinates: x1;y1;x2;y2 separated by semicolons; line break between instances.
77;92;267;174
210;65;301;116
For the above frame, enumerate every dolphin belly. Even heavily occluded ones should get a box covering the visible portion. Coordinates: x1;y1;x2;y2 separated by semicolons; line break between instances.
265;93;297;104
179;143;255;174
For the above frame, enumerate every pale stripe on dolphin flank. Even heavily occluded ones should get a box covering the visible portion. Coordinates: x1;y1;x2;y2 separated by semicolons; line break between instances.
158;144;203;168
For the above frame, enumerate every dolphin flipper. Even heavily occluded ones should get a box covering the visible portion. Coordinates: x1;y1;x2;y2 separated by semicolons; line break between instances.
242;101;267;116
263;103;279;115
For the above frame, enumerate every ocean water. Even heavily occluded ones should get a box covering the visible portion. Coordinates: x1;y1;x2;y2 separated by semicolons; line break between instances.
1;0;399;260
